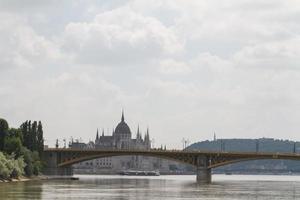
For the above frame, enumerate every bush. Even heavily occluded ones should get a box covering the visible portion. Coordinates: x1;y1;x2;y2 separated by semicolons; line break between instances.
20;148;43;176
0;152;25;179
0;152;10;179
11;157;26;178
31;151;42;175
21;147;33;176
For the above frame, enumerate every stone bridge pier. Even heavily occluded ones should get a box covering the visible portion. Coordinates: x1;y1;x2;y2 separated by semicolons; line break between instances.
42;151;73;176
196;155;211;184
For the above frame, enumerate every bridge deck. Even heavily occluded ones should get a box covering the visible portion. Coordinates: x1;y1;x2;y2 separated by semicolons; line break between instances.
44;148;300;157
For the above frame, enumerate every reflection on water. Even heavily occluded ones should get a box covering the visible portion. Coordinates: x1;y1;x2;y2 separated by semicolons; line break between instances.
1;175;300;199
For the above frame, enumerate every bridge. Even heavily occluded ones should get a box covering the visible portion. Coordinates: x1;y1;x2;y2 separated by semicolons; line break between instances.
42;148;300;183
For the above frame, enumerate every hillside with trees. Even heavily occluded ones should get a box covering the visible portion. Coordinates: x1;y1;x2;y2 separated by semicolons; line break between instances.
188;138;300;174
0;118;44;181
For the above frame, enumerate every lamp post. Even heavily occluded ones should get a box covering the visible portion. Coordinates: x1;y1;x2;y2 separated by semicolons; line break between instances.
256;139;259;153
220;140;225;152
55;139;59;148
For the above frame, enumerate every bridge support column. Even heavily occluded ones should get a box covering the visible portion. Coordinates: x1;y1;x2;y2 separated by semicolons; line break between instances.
196;155;211;184
196;167;211;184
42;151;73;176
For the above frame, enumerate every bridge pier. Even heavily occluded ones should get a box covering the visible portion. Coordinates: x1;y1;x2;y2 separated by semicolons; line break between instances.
196;167;211;184
42;151;73;176
196;155;211;184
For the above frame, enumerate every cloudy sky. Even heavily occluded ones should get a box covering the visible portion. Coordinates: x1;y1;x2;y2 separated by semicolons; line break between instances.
1;0;300;148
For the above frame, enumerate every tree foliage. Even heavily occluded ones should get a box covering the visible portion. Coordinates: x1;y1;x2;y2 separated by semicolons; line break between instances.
0;118;44;179
4;136;22;157
20;120;44;153
0;118;9;151
0;152;25;179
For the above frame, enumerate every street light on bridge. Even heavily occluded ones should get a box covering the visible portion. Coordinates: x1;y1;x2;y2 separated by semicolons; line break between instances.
182;138;190;150
55;139;59;148
220;139;225;152
256;139;259;153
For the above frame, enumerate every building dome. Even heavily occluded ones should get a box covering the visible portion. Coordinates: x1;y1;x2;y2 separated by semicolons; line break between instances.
114;111;131;136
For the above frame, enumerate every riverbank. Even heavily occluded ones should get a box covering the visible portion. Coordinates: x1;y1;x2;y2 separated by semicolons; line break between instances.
0;175;47;183
0;175;80;184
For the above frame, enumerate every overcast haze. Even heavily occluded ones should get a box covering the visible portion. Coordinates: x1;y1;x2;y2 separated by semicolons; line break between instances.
1;0;300;148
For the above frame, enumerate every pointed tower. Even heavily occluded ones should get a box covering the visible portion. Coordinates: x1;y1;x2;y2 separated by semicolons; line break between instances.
145;127;151;150
102;128;104;136
146;127;150;141
121;109;125;122
96;129;99;141
136;125;141;141
114;110;132;149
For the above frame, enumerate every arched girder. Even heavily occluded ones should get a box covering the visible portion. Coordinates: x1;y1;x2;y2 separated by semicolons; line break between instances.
208;155;300;169
58;152;197;168
44;149;300;170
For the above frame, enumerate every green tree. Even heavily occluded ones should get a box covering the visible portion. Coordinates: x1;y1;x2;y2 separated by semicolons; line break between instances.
0;118;9;151
8;128;23;144
4;136;22;157
27;120;32;150
37;121;44;154
31;121;38;151
21;121;30;150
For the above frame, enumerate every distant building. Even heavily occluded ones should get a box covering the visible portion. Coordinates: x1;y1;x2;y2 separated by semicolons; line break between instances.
95;111;151;150
69;141;87;149
72;111;186;174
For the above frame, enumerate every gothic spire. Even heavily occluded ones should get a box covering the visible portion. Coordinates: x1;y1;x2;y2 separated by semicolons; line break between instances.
136;125;140;140
96;129;99;140
121;110;124;122
145;127;150;142
102;128;104;136
146;127;149;137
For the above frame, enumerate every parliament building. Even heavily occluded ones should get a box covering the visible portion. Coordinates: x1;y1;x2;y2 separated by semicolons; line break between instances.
72;112;185;174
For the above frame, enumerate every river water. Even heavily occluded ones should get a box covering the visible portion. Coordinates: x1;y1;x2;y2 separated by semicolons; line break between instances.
1;174;300;199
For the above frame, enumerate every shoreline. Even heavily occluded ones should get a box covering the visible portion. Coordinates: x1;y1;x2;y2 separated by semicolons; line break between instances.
0;175;78;184
0;175;48;183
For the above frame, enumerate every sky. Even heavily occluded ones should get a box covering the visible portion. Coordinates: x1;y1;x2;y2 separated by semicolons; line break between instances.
1;0;300;149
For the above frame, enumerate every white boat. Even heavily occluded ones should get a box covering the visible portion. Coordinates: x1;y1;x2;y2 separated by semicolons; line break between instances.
119;170;160;176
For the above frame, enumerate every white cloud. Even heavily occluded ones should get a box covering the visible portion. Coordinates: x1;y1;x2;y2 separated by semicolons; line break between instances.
233;38;300;69
61;6;183;66
0;13;61;70
159;59;190;74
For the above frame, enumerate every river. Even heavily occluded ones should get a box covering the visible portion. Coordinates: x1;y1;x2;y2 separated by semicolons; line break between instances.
1;174;300;199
